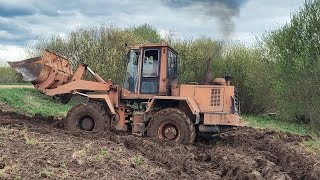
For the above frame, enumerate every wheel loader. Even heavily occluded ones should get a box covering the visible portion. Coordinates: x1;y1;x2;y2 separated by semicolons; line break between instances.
8;43;242;144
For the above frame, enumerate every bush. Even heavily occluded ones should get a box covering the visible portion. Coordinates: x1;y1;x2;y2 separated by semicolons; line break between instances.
173;39;275;114
214;44;276;114
264;0;320;126
0;65;23;83
172;37;223;83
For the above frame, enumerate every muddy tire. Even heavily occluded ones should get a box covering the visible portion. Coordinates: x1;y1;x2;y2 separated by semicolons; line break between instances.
66;103;110;132
147;108;196;144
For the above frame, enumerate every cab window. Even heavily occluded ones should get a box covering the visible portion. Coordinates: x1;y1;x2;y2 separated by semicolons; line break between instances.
167;49;177;79
123;50;139;92
142;49;159;77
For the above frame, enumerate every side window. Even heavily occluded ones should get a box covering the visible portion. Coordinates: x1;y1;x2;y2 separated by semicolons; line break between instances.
168;50;177;79
142;49;159;77
123;50;139;93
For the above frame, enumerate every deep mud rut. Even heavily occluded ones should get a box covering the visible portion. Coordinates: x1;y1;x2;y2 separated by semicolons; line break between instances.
0;111;319;180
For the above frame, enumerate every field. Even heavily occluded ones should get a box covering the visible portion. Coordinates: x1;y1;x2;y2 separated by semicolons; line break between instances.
0;88;320;179
1;1;320;179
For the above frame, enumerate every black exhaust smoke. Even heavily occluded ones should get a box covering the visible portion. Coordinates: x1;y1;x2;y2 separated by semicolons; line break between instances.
162;0;248;38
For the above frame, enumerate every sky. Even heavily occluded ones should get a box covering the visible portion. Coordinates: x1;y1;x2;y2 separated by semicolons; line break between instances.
0;0;304;62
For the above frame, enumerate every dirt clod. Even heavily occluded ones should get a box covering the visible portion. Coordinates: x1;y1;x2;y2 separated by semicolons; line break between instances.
0;163;5;169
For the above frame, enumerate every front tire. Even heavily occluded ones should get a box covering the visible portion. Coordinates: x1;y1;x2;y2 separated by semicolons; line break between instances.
66;103;110;132
147;108;196;144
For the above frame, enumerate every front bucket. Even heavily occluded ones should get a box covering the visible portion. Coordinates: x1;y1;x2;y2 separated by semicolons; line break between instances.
8;57;44;82
8;50;73;91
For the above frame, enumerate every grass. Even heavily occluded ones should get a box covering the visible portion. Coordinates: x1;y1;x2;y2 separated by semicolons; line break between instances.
0;82;32;85
95;148;108;161
243;115;317;137
25;138;38;145
0;88;74;117
301;140;320;153
132;155;144;166
243;115;320;153
14;176;22;180
39;168;52;178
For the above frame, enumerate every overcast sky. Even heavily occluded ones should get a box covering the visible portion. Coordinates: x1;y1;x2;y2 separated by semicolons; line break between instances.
0;0;304;62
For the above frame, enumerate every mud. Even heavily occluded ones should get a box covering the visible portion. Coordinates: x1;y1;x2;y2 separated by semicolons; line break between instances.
0;112;319;180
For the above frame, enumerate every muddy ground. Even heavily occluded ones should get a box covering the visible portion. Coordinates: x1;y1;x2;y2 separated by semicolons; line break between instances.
0;111;319;180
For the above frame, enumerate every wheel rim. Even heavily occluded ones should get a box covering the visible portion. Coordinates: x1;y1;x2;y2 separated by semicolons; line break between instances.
158;122;180;141
79;116;95;131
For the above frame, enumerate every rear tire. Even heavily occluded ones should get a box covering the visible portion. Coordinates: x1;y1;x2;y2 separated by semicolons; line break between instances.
147;108;196;144
66;102;110;132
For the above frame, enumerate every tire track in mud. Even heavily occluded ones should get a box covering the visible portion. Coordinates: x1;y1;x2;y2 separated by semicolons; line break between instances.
0;111;319;180
216;128;320;179
194;144;291;179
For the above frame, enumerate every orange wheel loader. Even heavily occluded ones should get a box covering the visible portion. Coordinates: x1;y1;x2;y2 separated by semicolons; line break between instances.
8;44;242;144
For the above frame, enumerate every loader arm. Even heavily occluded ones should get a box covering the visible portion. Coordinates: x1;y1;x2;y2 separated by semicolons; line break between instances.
43;79;111;96
41;63;112;96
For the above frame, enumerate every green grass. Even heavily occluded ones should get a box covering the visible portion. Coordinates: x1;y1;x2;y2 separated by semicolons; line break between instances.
301;140;320;153
25;138;38;145
0;82;32;85
243;115;320;152
132;155;144;166
39;168;52;178
95;148;108;161
0;88;74;117
243;115;317;137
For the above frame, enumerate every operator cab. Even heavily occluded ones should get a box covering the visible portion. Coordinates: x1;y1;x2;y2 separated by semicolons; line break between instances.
122;44;178;99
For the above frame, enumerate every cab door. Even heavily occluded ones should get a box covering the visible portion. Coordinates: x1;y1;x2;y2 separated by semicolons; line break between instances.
140;48;161;94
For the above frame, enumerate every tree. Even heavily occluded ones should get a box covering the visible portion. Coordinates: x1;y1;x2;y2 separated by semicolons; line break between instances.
264;0;320;125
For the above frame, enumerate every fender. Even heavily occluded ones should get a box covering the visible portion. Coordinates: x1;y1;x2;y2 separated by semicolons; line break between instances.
145;96;201;124
76;93;116;115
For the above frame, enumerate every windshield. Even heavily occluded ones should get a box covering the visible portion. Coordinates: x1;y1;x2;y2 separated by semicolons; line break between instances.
123;50;139;92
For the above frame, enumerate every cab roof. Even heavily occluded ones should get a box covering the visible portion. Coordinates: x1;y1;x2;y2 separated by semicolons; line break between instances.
127;43;177;54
